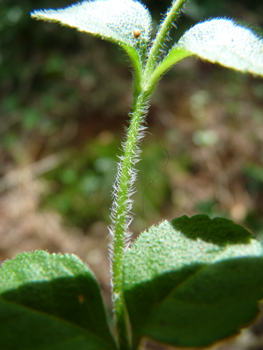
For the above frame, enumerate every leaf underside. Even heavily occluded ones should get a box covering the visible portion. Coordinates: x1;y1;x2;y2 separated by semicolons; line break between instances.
124;214;263;348
31;0;152;61
0;251;116;350
158;18;263;78
177;18;263;76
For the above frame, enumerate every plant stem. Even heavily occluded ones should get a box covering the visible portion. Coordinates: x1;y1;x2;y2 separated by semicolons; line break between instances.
111;2;189;348
111;90;147;350
145;0;189;76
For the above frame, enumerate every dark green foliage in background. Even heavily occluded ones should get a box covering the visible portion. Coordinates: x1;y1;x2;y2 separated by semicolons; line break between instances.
41;138;170;229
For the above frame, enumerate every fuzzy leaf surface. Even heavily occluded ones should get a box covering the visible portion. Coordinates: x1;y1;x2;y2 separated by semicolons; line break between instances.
31;0;152;68
0;251;116;350
160;18;263;77
123;214;263;348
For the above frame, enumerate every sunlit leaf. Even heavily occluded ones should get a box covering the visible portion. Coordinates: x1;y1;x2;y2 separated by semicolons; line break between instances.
177;18;263;76
156;18;263;79
124;215;263;348
31;0;152;72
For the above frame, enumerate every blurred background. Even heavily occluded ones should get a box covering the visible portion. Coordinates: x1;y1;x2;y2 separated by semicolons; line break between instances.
1;0;263;348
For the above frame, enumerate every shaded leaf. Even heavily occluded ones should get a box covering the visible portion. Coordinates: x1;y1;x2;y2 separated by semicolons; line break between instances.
123;214;263;348
0;251;116;350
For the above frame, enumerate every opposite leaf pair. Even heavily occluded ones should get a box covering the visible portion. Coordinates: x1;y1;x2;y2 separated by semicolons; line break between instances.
1;215;263;350
31;0;263;82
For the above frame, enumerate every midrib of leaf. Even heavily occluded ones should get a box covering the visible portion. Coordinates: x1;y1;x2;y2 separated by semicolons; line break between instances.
132;263;207;334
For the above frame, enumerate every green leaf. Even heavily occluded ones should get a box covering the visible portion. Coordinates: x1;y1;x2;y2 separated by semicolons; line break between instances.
0;251;116;350
123;214;263;348
177;18;263;76
157;18;263;78
31;0;152;76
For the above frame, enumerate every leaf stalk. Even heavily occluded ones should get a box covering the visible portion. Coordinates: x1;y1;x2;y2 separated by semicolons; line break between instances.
145;0;189;76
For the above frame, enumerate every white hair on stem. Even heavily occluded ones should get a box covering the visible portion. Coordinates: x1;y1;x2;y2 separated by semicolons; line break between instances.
108;102;149;277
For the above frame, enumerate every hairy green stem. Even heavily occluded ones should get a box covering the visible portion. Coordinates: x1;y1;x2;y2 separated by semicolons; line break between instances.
111;2;187;349
112;91;147;350
145;0;189;76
